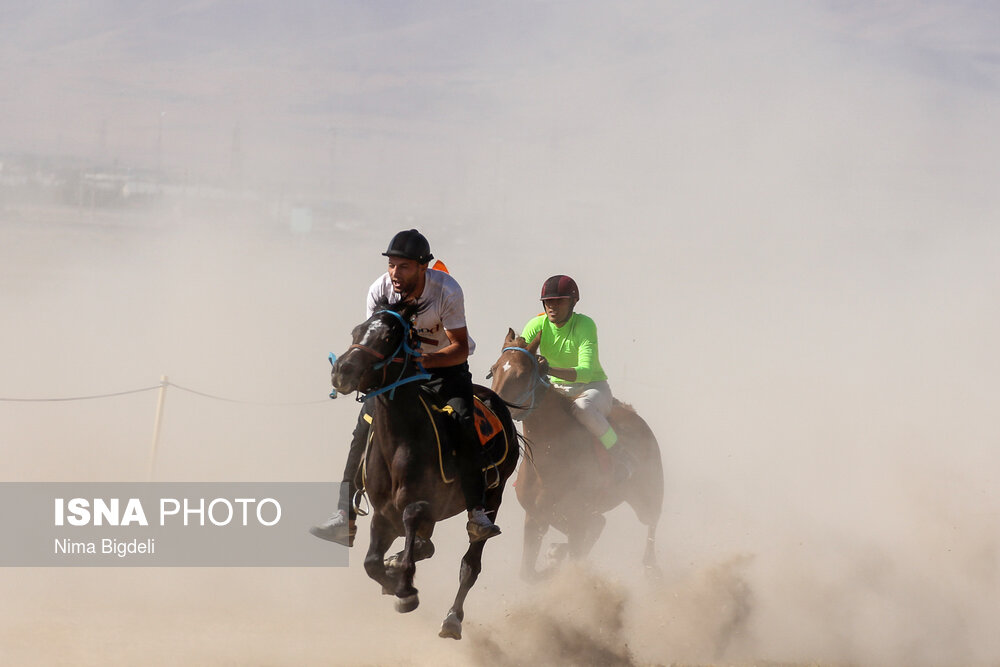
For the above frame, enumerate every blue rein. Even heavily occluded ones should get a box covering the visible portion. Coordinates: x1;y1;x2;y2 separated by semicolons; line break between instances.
500;346;550;416
360;309;431;402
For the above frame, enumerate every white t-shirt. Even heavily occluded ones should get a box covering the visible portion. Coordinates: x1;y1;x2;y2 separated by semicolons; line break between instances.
366;269;476;356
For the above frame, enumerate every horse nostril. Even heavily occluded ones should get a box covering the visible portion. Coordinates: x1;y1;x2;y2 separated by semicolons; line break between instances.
331;358;362;392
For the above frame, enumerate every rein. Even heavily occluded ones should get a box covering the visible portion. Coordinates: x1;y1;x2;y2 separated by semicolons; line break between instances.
500;346;550;418
358;309;431;402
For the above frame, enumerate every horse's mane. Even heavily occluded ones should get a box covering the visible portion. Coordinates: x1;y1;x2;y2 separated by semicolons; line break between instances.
372;295;426;321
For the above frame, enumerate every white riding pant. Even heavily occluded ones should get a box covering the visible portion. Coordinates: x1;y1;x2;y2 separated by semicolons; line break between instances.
554;380;614;440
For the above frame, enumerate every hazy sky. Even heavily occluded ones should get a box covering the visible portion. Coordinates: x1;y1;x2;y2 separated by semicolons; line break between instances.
3;2;998;197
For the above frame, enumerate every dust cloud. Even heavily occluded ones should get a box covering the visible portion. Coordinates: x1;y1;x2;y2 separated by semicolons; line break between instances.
2;2;1000;666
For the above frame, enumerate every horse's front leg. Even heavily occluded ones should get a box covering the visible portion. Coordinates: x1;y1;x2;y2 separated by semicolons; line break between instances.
392;500;432;613
364;512;399;595
439;538;486;639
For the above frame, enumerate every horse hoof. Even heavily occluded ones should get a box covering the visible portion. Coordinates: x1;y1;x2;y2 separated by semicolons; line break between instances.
438;612;462;640
545;542;569;564
384;553;402;571
414;537;435;561
395;593;419;613
384;539;436;570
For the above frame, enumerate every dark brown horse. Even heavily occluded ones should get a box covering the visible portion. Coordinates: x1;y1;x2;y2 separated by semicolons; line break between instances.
330;299;519;639
489;329;663;580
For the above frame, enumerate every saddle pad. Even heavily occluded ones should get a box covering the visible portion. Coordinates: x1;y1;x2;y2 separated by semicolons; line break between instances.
420;395;509;485
359;396;510;491
476;401;505;445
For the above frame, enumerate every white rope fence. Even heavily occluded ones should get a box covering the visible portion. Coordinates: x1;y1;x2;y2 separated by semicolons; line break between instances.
0;386;162;401
0;380;328;406
1;376;330;480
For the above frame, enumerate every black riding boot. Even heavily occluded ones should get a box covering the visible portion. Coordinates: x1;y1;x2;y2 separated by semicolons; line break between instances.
455;414;486;509
340;406;371;520
309;404;370;546
451;407;500;542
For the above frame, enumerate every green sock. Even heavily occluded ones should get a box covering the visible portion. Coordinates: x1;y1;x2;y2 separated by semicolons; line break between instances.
599;427;618;449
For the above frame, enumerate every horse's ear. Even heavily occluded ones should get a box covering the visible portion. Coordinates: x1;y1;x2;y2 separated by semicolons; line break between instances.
527;331;541;354
504;328;517;347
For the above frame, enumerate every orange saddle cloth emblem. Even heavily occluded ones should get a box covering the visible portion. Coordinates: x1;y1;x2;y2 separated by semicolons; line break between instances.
474;398;504;446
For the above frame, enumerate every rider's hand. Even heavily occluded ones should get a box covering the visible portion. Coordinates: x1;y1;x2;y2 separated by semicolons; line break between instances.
536;355;550;376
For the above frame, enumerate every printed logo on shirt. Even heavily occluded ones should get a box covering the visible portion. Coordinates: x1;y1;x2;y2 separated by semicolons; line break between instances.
415;322;442;348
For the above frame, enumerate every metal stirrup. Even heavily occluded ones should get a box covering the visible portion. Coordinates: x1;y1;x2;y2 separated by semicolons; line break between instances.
351;488;370;517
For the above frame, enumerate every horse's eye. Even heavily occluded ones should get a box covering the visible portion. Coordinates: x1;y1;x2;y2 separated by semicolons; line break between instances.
486;369;494;379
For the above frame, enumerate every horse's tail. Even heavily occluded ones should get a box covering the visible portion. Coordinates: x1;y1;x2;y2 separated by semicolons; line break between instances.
614;408;663;527
515;430;533;465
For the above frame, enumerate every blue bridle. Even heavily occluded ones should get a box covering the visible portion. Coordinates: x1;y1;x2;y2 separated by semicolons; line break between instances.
371;309;424;368
498;346;550;418
331;308;431;402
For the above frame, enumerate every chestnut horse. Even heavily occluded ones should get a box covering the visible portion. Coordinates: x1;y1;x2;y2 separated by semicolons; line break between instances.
329;299;519;639
489;329;662;580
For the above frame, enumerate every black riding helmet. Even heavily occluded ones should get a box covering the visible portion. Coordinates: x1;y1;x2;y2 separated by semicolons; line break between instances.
383;229;433;264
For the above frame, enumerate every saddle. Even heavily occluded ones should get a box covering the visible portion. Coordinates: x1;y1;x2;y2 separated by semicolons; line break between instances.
360;388;510;489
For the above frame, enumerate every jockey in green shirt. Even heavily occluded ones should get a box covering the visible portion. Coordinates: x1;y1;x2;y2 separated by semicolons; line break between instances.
521;275;622;458
521;311;607;386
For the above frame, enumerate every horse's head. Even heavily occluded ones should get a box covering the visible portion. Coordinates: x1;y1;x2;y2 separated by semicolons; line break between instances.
488;328;547;420
331;299;422;396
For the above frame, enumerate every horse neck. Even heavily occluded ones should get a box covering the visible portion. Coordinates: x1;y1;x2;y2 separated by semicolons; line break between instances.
366;357;424;398
522;383;577;435
371;387;435;458
371;383;422;421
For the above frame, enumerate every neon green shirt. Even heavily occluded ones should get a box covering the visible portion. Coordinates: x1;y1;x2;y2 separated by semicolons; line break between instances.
521;312;607;385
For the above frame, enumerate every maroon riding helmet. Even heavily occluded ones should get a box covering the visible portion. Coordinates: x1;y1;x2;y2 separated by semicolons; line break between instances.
540;275;580;301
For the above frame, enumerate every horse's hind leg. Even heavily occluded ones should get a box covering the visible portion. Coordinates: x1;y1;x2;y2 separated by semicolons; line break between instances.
568;512;606;560
642;522;661;579
439;539;486;640
392;501;432;613
520;513;548;582
626;483;662;578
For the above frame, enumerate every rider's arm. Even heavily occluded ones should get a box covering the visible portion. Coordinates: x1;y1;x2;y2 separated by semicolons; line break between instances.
520;315;572;378
571;337;598;383
547;316;600;383
366;274;389;318
546;365;577;382
420;326;470;369
520;316;544;346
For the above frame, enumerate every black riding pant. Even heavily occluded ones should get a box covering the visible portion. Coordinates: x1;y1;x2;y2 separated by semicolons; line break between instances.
338;400;373;520
338;362;486;518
